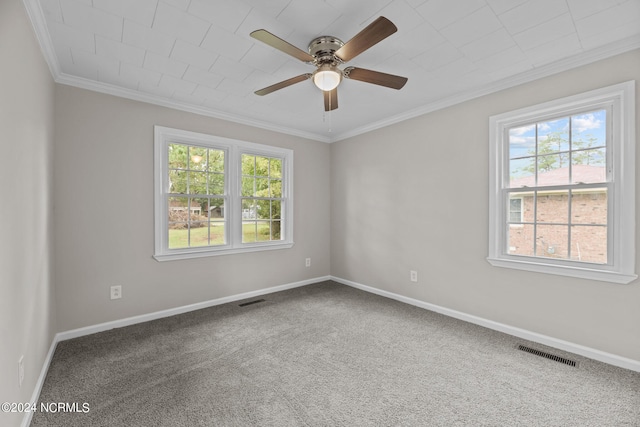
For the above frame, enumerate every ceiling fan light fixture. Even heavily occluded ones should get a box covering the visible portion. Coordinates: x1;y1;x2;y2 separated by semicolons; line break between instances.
313;64;342;91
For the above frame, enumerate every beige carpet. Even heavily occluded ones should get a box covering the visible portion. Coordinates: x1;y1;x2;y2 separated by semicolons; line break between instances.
31;281;640;426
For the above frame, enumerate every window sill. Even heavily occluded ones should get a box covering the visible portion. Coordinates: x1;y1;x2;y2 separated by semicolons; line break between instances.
154;242;294;262
486;256;637;284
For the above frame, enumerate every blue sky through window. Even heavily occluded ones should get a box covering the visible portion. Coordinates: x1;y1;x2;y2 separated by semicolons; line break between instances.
508;109;606;180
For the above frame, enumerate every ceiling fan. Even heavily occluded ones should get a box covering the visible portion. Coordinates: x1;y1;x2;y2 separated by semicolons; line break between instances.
250;16;408;111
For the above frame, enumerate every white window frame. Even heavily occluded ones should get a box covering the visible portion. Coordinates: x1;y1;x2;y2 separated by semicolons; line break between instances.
154;126;294;261
488;81;636;284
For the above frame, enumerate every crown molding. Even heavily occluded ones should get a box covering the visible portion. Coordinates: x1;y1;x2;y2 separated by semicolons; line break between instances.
331;36;640;142
23;0;640;144
22;0;60;78
21;0;331;143
54;73;332;143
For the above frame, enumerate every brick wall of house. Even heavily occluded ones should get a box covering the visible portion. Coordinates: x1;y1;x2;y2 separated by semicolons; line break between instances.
508;191;607;264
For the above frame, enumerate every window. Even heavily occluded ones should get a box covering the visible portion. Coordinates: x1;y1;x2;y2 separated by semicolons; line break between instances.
509;198;523;223
154;126;293;261
488;81;636;284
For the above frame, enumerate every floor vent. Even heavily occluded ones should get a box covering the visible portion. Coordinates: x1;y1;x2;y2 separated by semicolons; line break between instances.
517;344;578;367
238;299;266;307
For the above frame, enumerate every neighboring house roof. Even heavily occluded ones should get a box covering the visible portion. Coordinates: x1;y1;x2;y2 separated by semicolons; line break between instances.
510;165;605;187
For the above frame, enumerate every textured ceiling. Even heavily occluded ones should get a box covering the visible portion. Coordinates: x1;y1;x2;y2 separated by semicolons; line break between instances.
26;0;640;142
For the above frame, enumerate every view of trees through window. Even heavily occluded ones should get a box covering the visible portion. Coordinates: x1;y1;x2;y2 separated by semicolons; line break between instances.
167;143;226;249
506;109;608;264
165;143;285;249
241;154;283;243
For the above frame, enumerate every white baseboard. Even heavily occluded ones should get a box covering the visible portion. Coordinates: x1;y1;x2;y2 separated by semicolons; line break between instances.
21;337;58;427
331;275;640;373
22;275;330;427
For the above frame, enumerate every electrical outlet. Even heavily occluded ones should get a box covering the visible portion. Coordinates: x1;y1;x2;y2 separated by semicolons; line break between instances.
18;355;24;387
410;270;418;282
305;258;311;267
110;285;122;300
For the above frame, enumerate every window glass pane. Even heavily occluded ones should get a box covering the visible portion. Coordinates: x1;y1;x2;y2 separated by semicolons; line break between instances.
242;154;255;175
188;198;207;248
168;144;187;169
571;225;607;264
256;199;270;219
206;196;225;245
508;197;522;223
508;224;534;256
538;117;569;153
209;173;224;195
168;197;189;222
509;191;533;221
270;158;282;178
571;149;606;183
210;222;225;245
536;191;568;223
536;225;569;259
571;189;607;225
168;227;188;249
509;125;535;188
272;200;282;220
256;221;271;242
169;170;186;193
188;171;207;194
537;154;569;185
189;146;207;171
242;199;256;220
510;196;522;222
189;198;206;220
509;158;535;187
255;156;269;177
209;149;225;172
571;110;606;150
272;220;282;240
208;198;225;220
242;221;257;242
571;147;606;168
271;179;282;198
255;178;269;196
242;177;254;197
188;221;209;247
168;197;189;248
509;125;535;158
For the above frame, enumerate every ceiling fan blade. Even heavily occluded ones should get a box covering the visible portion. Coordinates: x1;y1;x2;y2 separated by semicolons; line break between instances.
344;67;408;90
255;74;313;96
250;29;314;63
324;88;338;111
334;17;397;62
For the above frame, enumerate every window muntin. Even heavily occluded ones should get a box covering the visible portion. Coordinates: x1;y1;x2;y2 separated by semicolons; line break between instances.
154;127;293;261
488;81;636;284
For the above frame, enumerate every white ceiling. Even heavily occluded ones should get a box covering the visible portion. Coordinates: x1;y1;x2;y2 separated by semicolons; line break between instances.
26;0;640;142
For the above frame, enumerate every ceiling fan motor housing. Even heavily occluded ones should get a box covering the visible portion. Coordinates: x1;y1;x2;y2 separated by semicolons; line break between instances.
308;36;345;65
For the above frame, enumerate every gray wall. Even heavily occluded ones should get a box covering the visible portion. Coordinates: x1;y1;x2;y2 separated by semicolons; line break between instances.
54;85;331;332
0;0;56;425
331;49;640;362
